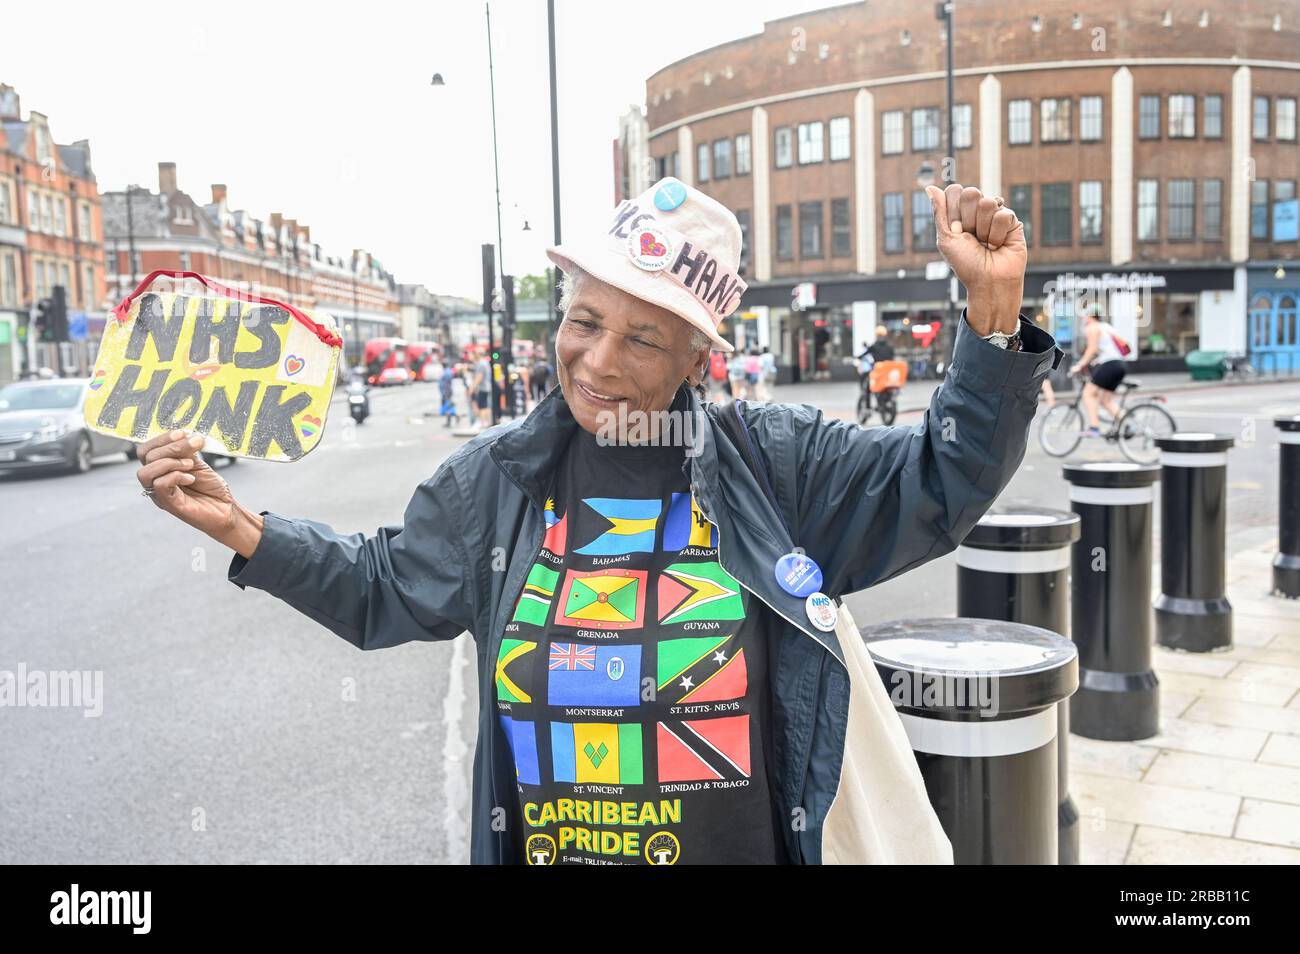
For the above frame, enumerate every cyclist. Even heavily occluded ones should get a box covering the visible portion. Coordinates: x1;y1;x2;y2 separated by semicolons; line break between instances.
1069;310;1131;437
856;324;894;386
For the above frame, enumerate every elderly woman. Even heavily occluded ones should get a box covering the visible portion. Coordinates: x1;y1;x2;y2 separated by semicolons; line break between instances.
136;178;1060;865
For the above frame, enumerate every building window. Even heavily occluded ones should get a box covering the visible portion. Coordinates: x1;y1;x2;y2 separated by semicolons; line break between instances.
696;143;710;181
1204;95;1223;139
736;209;751;273
912;190;936;250
953;104;972;148
1080;96;1103;141
27;189;38;230
735;134;751;175
829;117;851;160
78;202;91;239
881;111;904;155
1008;99;1032;145
1010;184;1033;246
799;201;823;257
0;251;17;308
40;193;53;233
1251;180;1269;238
1168;95;1196;138
0;180;12;226
1041;98;1072;142
776;204;793;260
883;192;905;253
713;139;731;178
1202;179;1223;239
912;108;940;151
1080;181;1103;244
1041;183;1071;245
53;197;67;236
179;251;192;272
1254;96;1270;140
1139;95;1161;139
82;263;95;309
797;122;824;164
831;198;851;257
1168;179;1195;240
670;151;680;178
1278;97;1297;141
1138;179;1160;241
774;127;793;168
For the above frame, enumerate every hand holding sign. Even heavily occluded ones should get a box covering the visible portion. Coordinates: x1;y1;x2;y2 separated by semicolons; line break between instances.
135;428;264;557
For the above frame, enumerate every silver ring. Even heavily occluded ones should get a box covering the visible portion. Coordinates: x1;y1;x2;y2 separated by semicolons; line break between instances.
142;486;156;497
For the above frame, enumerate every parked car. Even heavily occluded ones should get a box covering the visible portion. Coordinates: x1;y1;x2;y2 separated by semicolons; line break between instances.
377;365;411;386
0;378;135;475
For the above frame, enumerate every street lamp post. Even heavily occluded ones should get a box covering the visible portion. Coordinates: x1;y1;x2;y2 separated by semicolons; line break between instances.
936;1;957;363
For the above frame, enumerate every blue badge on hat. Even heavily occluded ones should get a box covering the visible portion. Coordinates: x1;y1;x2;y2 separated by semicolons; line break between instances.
775;551;823;598
654;180;688;211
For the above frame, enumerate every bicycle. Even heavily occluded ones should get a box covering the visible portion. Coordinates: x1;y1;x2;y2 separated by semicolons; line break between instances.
1038;372;1176;463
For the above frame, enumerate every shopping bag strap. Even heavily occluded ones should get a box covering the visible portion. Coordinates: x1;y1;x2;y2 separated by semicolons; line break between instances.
109;269;343;349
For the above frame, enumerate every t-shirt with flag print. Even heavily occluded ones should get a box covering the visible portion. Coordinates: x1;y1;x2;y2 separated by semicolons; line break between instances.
495;420;780;865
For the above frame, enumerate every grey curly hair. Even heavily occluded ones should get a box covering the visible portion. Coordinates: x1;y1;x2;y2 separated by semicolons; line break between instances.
558;265;713;353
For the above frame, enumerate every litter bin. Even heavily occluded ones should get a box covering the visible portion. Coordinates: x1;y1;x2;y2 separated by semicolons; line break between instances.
860;617;1079;865
1185;350;1227;381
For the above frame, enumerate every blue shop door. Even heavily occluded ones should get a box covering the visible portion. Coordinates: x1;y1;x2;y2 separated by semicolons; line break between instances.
1249;291;1300;374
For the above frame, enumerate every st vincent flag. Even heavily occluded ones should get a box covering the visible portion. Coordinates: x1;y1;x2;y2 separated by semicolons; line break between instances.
495;638;536;703
548;641;642;707
555;568;647;630
664;492;717;549
500;715;540;785
575;498;660;555
512;563;559;626
551;722;644;784
543;497;567;556
656;561;745;624
656;635;747;704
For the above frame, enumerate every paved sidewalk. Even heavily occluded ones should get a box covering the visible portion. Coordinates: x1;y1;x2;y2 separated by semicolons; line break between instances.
1071;539;1300;864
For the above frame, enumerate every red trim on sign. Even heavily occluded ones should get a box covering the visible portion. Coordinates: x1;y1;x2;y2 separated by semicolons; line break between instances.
109;269;343;349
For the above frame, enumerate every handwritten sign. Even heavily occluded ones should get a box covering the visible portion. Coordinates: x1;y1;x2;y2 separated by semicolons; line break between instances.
84;287;340;461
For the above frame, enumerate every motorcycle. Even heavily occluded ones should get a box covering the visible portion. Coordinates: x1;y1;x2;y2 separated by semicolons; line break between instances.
347;380;370;424
855;357;908;427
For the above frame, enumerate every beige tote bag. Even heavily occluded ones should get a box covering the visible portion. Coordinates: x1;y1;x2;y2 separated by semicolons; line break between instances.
821;601;954;864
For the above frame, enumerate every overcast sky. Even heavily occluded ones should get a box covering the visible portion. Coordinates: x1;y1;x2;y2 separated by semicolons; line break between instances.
4;0;818;300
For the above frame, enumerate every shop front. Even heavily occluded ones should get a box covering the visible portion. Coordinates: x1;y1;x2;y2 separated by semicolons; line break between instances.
1247;264;1300;375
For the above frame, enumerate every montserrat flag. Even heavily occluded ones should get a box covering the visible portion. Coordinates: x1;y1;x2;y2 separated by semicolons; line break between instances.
84;271;341;461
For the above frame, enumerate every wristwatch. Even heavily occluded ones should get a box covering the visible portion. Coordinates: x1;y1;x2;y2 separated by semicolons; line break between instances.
982;327;1021;351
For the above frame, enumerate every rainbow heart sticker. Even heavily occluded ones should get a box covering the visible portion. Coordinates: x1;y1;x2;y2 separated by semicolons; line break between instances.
299;414;322;439
284;354;305;376
89;369;107;390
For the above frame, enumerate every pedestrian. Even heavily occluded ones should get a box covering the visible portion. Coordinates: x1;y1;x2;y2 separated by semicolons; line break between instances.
135;177;1058;865
472;352;492;429
708;349;730;400
439;363;459;427
728;350;747;400
1069;309;1130;436
757;346;776;401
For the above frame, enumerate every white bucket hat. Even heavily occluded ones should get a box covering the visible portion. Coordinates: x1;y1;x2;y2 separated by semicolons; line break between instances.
546;177;745;353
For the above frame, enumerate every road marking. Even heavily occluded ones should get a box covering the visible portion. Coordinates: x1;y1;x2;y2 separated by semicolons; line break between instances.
441;632;472;864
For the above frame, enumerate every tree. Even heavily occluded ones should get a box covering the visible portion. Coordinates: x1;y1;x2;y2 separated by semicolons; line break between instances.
515;270;554;301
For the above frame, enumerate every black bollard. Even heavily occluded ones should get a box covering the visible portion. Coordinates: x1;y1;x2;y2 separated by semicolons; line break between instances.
1275;416;1300;599
956;508;1082;865
1154;434;1236;652
860;617;1078;865
1063;461;1162;740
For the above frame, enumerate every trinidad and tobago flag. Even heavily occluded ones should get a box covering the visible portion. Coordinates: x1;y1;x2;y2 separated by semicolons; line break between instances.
656;715;752;782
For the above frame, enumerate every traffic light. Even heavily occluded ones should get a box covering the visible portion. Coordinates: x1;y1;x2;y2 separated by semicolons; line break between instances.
481;244;496;316
34;298;52;342
50;286;69;343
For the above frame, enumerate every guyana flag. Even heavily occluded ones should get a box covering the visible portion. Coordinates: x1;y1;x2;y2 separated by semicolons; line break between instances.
551;722;644;784
656;635;747;704
495;638;536;703
656;561;745;624
554;568;647;630
512;563;559;626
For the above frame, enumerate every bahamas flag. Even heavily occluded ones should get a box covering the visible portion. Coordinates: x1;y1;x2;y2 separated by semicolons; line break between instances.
551;722;644;784
657;561;746;624
548;641;642;707
512;563;559;626
575;498;660;555
663;492;717;549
